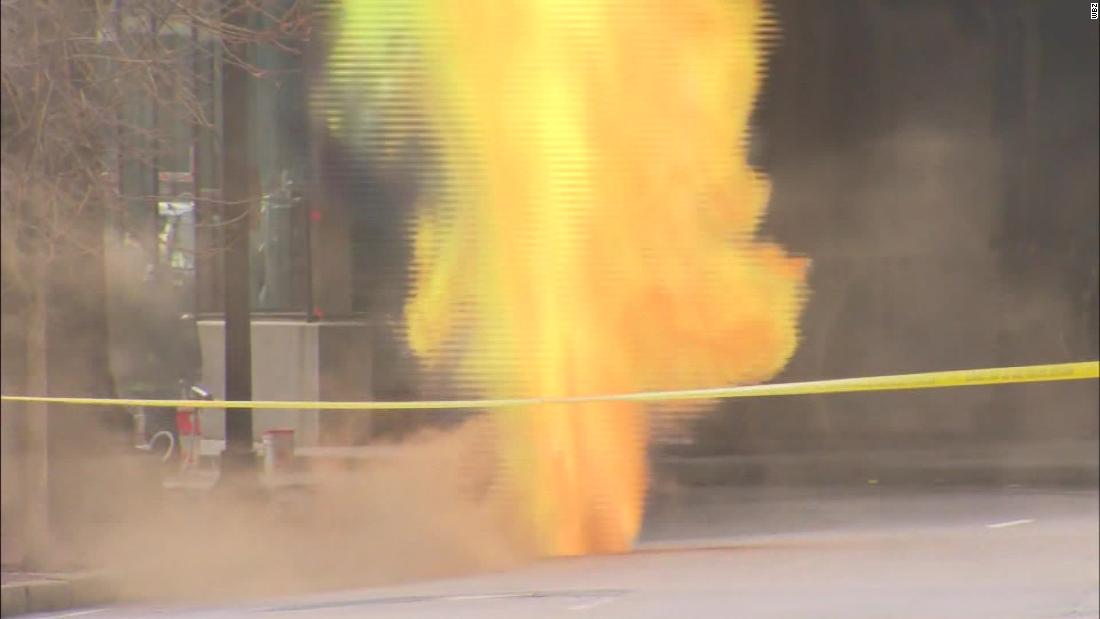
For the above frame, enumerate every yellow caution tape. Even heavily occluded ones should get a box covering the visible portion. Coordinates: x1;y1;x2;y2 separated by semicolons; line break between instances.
0;361;1096;412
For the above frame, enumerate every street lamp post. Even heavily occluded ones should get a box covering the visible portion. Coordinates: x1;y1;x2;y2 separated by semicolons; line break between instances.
218;0;256;486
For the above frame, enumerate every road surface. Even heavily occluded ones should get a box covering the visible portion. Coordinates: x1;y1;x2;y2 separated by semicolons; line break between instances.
28;487;1100;618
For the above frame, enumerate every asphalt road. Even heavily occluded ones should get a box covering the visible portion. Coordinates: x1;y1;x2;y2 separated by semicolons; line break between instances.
30;487;1099;618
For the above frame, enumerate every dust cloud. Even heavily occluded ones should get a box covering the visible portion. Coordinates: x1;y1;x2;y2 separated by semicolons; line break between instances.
71;417;530;603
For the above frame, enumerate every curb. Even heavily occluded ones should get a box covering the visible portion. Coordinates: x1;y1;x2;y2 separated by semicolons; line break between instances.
654;454;1100;488
1;573;112;617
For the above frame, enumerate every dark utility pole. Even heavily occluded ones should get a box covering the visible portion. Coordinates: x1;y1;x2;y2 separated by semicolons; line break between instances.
219;0;255;483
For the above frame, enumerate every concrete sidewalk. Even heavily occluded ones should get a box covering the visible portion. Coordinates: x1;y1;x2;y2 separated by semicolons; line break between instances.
1;572;112;617
654;439;1099;487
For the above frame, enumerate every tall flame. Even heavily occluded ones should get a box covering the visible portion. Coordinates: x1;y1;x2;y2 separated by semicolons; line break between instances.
320;0;807;556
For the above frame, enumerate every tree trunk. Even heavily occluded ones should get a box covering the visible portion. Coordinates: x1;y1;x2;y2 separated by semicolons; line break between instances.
41;193;138;567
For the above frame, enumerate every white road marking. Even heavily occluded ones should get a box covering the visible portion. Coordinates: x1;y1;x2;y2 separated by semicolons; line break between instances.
568;596;615;611
986;518;1035;529
446;594;522;601
45;610;107;618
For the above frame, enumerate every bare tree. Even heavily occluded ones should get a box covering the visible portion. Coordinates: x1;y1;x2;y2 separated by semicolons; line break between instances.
0;0;309;569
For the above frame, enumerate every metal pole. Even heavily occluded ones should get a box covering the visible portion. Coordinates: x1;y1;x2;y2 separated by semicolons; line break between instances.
23;282;50;567
219;0;255;483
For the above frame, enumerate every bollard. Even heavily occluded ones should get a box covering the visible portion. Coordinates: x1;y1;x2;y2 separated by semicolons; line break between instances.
262;429;295;475
176;407;201;468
